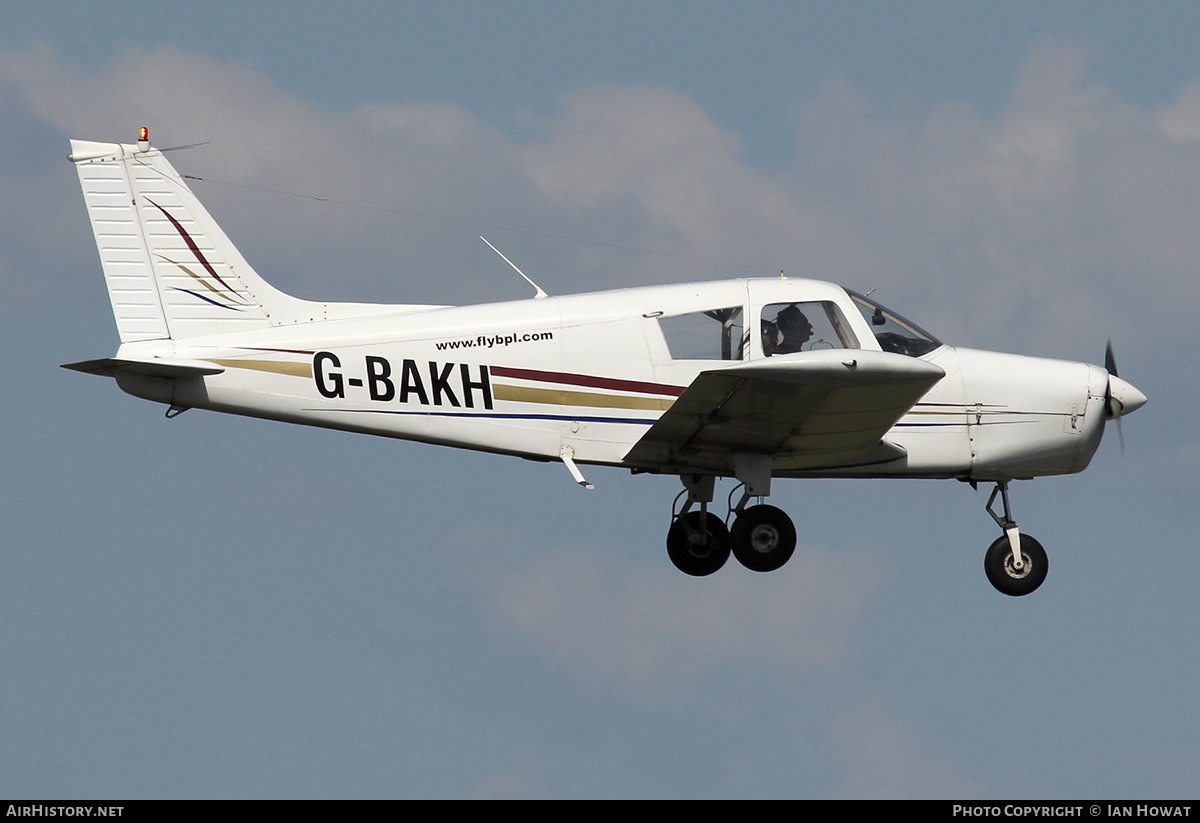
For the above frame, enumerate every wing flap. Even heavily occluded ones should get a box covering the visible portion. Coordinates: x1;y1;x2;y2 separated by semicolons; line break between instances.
624;349;944;473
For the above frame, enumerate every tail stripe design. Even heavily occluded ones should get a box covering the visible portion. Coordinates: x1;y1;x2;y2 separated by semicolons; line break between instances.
147;198;249;307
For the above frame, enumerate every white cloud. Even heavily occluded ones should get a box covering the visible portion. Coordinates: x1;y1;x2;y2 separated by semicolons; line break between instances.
832;691;985;798
995;38;1114;182
521;86;828;282
489;543;881;696
487;542;991;797
1157;81;1200;145
0;43;329;171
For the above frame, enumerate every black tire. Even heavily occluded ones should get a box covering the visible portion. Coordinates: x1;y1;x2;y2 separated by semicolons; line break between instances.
731;504;797;573
667;511;731;576
984;533;1048;596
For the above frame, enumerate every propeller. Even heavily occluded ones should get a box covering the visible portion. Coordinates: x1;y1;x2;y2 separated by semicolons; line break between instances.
1102;340;1147;452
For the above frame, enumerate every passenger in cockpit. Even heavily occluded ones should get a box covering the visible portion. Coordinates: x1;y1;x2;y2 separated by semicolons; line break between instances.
761;319;779;356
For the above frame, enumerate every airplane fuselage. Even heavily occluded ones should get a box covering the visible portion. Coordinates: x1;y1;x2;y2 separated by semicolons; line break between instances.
110;276;1109;483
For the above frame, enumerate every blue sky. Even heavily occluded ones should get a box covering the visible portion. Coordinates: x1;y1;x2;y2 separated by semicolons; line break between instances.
1;2;1197;798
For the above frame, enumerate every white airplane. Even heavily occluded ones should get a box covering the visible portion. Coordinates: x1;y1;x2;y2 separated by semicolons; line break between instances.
64;130;1146;596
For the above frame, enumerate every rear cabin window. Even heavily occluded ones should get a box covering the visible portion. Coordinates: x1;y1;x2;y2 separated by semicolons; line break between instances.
658;307;746;360
760;301;858;356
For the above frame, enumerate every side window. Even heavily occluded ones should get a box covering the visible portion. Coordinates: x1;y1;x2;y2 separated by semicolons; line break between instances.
760;301;858;356
658;307;746;360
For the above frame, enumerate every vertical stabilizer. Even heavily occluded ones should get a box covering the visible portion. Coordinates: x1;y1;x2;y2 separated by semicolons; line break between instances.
70;133;310;341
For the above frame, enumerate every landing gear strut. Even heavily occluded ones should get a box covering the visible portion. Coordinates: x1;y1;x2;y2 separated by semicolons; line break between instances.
982;482;1048;596
667;475;730;576
666;468;797;576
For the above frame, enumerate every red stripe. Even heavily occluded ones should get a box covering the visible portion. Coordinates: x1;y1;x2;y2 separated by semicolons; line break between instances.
491;365;685;397
147;198;241;297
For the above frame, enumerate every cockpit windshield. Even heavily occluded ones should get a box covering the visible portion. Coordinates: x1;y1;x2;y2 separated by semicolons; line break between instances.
848;291;942;358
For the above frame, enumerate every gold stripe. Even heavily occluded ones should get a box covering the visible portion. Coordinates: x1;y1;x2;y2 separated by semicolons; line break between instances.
493;383;674;411
158;255;248;304
205;359;313;378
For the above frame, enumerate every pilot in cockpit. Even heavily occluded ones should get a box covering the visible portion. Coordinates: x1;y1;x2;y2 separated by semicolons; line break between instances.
763;304;813;355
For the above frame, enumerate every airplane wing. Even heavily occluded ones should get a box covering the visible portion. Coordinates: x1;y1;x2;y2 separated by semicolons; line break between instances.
623;349;945;473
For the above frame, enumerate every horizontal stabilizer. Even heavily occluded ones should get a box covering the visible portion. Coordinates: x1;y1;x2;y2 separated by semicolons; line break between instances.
61;357;225;379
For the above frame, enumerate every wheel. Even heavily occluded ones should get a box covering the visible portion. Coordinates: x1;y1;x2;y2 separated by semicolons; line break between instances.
667;511;731;576
984;534;1048;596
730;504;797;573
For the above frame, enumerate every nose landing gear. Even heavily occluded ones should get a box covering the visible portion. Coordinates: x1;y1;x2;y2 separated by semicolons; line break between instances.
982;482;1048;596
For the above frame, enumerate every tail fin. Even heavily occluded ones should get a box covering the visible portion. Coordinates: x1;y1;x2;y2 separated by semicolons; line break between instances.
70;132;318;342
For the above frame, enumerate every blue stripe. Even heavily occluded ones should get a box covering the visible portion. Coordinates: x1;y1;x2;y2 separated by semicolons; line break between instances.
171;287;244;311
894;420;1031;428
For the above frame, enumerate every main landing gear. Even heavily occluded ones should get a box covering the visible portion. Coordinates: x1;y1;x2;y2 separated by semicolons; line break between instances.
667;470;798;576
981;481;1048;596
665;472;1049;593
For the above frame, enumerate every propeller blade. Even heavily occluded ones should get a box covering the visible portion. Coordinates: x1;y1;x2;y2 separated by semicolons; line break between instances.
1104;340;1116;419
1101;341;1146;453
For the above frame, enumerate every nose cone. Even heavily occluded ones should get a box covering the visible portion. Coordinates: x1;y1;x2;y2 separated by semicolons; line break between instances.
1107;375;1147;419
